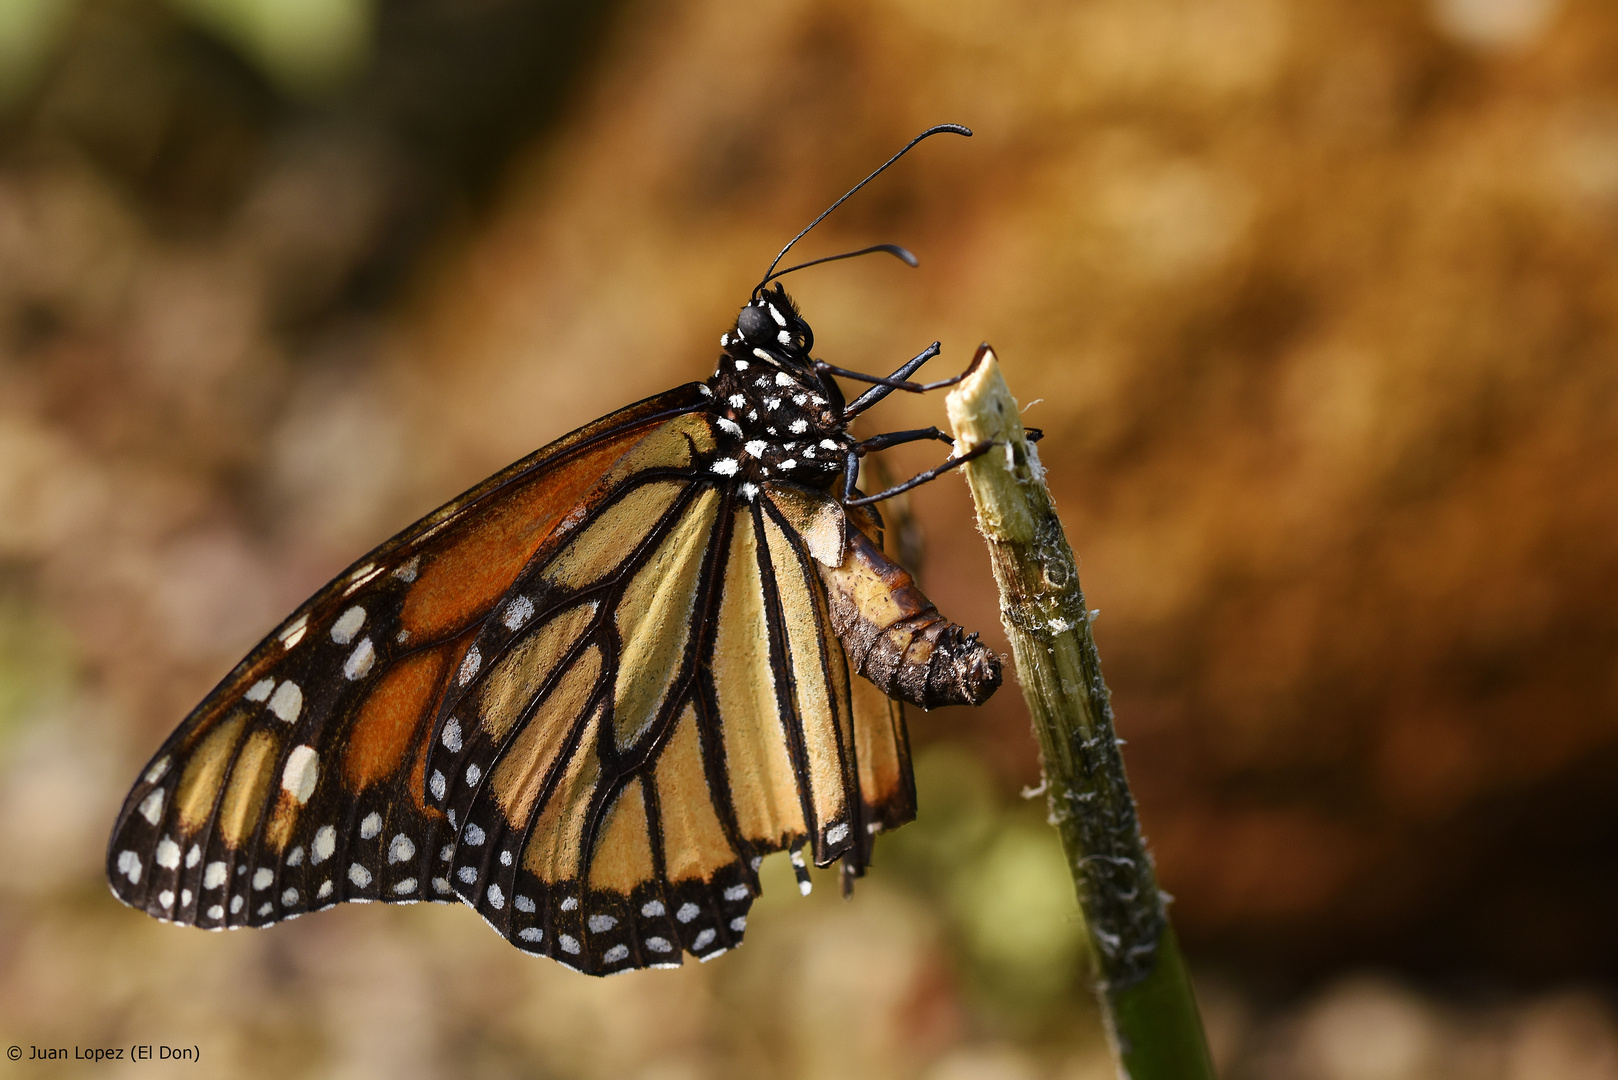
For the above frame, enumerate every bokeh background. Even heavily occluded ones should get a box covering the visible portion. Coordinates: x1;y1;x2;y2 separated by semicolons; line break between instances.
2;0;1617;1076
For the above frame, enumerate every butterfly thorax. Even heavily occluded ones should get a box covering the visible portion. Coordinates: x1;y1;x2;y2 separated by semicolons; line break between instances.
705;285;852;495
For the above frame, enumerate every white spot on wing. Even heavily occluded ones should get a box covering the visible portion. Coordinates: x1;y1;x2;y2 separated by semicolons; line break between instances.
312;825;336;864
318;880;333;899
285;846;303;866
245;679;275;702
393;556;420;582
487;884;504;909
676;902;699;923
144;757;171;784
348;863;372;888
343;638;376;681
465;763;481;787
138;789;164;825
203;862;227;889
181;888;193;907
458;646;481;685
515;895;535;912
429;770;446;801
694;928;717;950
559;934;580;955
457;866;477;884
826;822;849;845
394;878;416;894
641;900;665;917
560;896;578;912
389;834;415;864
279;615;308;649
604;944;629;963
252;868;274;890
155;838;180;869
282;887;298;905
186;845;201;868
503;596;534;630
519;927;542;943
730;916;747;932
359;812;381;840
330;605;366;645
158;889;174;910
281;746;319;804
463;823;485;845
723;884;748;902
587;914;617;932
267;681;303;723
441;718;462;753
646;936;673;953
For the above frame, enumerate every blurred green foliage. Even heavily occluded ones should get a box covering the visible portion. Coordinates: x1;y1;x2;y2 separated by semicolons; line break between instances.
0;578;79;754
886;746;1091;1027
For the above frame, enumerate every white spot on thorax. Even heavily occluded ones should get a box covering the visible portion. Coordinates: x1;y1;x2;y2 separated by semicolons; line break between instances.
716;417;742;437
727;394;746;409
710;458;738;476
697;384;712;397
330;605;366;645
768;304;786;327
820;439;839;451
733;358;749;371
778;459;797;470
775;372;794;387
267;681;303;723
282;746;319;804
740;483;758;500
764;397;780;411
743;440;766;458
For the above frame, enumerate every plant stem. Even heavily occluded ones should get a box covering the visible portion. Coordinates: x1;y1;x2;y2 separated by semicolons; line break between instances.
945;346;1216;1080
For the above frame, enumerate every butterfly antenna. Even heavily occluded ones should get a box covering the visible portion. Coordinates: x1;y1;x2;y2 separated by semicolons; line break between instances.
753;123;972;299
755;243;918;291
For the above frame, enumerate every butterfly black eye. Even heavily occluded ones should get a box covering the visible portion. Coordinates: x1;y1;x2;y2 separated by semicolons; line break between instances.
736;304;775;346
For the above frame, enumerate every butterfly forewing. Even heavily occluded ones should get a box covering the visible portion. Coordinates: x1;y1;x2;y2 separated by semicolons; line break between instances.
106;386;711;929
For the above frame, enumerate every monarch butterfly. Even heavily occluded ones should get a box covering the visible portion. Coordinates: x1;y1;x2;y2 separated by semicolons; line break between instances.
107;125;1003;974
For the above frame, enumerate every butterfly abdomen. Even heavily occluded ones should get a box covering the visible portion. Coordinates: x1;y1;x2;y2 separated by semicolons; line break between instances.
818;525;1001;709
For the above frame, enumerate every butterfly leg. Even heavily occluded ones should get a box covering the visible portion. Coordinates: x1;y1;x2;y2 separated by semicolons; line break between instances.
789;840;813;896
840;342;942;418
842;440;995;507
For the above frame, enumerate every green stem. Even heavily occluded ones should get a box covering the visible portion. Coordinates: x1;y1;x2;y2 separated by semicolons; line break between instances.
945;347;1216;1080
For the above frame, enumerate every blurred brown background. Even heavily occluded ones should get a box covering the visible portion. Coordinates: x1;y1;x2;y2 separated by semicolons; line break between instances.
2;0;1617;1076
